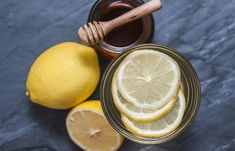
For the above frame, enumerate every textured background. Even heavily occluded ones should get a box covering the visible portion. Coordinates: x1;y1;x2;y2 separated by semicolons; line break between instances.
0;0;235;151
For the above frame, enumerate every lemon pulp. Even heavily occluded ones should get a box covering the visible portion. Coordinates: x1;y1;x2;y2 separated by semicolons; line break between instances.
66;101;123;151
117;50;180;109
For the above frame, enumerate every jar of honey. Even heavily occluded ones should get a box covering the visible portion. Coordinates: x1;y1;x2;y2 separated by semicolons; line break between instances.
88;0;154;60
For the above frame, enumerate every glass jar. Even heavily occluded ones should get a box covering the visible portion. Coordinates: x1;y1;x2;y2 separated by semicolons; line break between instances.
100;44;201;144
88;0;154;60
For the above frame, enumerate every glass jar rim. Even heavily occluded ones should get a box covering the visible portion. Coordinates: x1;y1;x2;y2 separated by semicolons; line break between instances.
88;0;155;60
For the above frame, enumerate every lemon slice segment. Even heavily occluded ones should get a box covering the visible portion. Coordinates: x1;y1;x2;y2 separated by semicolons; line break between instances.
66;101;123;151
117;50;180;109
112;74;177;122
122;90;185;138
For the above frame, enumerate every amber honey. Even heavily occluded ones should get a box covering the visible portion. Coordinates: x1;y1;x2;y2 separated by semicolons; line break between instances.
88;0;154;60
100;4;143;47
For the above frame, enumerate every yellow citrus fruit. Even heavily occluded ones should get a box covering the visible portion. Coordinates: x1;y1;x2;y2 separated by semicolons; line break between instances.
117;50;180;109
66;100;124;151
26;42;100;109
112;73;177;122
122;90;186;138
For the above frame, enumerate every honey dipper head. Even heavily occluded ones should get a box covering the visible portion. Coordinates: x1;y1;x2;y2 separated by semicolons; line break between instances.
78;27;90;45
78;21;105;46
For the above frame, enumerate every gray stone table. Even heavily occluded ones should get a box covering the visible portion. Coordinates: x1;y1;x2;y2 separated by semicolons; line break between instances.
0;0;235;150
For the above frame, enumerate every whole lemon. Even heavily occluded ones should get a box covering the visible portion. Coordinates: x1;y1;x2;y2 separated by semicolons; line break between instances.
26;42;100;109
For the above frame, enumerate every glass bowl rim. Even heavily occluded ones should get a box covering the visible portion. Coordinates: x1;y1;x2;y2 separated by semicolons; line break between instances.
100;43;201;144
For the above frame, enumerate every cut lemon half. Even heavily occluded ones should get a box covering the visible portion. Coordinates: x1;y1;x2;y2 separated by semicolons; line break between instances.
112;74;177;122
117;50;180;109
66;101;123;151
122;90;185;138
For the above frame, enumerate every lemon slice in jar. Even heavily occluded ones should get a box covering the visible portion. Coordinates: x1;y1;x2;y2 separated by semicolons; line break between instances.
112;73;177;122
122;90;186;138
117;50;180;109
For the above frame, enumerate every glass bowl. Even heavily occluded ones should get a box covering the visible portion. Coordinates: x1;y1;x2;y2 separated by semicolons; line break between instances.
100;44;201;144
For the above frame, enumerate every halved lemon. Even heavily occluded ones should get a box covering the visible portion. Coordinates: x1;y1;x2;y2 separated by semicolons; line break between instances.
117;50;180;109
66;101;123;151
122;90;185;138
112;73;177;122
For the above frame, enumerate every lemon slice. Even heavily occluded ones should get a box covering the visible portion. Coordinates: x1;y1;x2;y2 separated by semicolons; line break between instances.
112;74;177;122
122;90;185;138
66;101;123;151
117;50;180;109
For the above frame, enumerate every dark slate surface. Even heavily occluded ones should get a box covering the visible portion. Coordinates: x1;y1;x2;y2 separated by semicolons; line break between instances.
0;0;235;150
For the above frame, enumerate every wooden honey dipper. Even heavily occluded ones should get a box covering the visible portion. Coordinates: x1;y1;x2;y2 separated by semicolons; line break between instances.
78;0;162;46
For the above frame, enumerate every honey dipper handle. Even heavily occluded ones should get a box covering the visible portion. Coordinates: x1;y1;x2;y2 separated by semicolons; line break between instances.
103;0;162;32
77;0;162;46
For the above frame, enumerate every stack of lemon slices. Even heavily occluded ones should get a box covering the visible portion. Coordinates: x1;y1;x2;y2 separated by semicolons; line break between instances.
111;50;186;137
